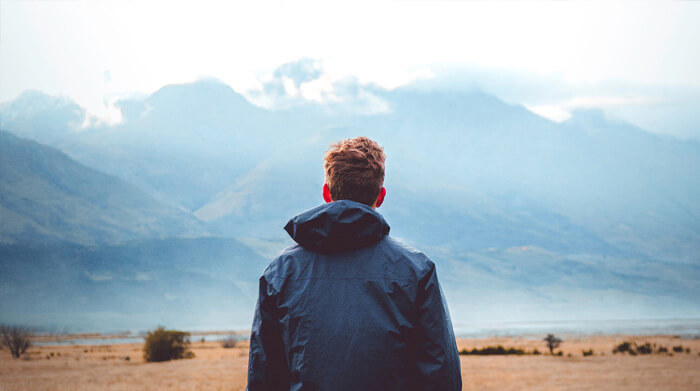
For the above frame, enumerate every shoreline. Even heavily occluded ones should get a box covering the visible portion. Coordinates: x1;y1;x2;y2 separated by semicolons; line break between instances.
30;330;700;346
31;329;247;342
27;317;700;344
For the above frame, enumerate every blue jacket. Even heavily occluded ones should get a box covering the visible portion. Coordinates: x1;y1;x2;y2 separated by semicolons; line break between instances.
247;200;462;391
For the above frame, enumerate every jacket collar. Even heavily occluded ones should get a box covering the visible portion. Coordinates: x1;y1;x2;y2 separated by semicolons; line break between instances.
284;200;391;253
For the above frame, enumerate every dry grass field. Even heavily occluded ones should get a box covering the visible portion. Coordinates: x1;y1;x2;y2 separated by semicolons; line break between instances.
1;335;698;390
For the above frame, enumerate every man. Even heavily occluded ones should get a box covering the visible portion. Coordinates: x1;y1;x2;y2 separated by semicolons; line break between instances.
247;136;462;391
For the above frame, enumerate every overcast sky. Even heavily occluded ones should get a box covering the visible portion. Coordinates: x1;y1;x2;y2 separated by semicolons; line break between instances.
2;0;699;139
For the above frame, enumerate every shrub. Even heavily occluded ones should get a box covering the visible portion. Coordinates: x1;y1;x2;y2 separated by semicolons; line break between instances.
613;341;632;354
672;346;684;353
636;343;653;355
220;335;238;349
532;349;541;355
612;341;660;355
0;324;32;359
582;349;594;356
143;326;192;362
458;345;526;355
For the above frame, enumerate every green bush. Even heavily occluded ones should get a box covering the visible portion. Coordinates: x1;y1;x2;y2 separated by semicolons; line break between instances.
672;345;684;353
143;327;192;362
582;349;594;356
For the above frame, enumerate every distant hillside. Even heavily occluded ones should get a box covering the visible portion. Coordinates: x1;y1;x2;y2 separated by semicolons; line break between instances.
0;237;269;331
0;80;299;210
0;131;207;245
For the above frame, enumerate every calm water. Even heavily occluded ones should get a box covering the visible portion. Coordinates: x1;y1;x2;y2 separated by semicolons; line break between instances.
34;319;700;346
452;318;700;339
34;333;248;346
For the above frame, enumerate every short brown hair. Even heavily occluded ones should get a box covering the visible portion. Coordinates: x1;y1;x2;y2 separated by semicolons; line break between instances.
323;136;386;207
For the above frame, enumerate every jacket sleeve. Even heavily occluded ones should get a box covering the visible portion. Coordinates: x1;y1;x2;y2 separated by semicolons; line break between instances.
246;275;289;391
413;260;462;391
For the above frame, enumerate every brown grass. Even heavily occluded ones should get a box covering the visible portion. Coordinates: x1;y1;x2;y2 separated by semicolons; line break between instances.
1;335;698;390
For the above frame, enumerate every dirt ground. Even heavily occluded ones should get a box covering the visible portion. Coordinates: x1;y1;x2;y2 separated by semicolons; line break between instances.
1;335;698;390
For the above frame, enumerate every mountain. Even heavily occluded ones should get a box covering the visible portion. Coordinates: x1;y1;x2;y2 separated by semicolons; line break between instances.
190;84;700;322
190;85;700;262
362;87;700;261
0;90;85;146
0;131;207;245
1;75;699;327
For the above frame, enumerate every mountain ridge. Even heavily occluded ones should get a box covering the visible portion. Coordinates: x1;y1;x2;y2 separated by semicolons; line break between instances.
0;130;207;245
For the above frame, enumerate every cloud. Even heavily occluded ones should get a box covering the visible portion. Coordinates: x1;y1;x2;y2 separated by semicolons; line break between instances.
414;64;700;139
246;58;392;115
526;105;572;122
273;58;323;88
134;272;152;282
525;96;656;123
86;272;112;282
3;1;699;138
80;101;124;128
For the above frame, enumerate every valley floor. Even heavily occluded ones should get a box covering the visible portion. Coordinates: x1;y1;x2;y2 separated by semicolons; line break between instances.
1;335;698;390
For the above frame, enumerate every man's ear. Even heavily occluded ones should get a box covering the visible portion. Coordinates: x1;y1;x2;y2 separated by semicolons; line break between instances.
322;183;333;203
374;186;386;208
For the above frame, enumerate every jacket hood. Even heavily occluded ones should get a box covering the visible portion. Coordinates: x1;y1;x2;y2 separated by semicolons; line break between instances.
284;200;391;253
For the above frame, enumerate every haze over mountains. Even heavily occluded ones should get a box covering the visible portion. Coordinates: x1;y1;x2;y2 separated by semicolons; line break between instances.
1;71;698;332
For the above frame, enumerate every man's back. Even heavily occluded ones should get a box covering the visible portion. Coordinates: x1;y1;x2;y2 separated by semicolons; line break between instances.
247;200;462;391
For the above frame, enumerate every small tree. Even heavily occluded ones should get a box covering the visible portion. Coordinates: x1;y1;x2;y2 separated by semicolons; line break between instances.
543;334;562;355
143;326;192;362
1;324;32;359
